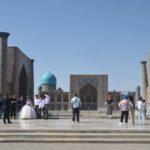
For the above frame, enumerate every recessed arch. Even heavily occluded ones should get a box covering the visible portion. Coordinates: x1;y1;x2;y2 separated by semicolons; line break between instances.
79;83;97;110
19;65;27;99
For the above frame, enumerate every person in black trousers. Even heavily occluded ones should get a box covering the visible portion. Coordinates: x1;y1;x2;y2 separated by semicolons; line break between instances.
71;94;81;123
2;93;12;124
11;95;17;119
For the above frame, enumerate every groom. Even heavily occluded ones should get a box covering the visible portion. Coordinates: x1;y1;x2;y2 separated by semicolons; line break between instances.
2;93;12;124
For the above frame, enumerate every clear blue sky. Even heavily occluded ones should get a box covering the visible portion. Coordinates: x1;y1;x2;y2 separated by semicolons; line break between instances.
0;0;149;92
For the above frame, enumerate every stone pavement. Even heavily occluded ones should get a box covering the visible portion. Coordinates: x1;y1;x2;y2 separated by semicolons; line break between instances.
0;118;149;131
0;118;150;143
0;143;150;150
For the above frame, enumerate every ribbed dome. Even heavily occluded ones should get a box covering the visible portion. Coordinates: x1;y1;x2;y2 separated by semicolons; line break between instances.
41;72;56;85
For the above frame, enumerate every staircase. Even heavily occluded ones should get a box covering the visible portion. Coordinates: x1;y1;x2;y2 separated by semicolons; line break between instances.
0;129;150;143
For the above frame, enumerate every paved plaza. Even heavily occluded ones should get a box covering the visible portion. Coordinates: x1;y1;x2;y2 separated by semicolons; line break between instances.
0;118;149;131
0;143;150;150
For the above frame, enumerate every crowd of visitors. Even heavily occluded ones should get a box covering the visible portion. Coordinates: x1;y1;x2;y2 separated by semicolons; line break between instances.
0;92;51;124
106;94;147;125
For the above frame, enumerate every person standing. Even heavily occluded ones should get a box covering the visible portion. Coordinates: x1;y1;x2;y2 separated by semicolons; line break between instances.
71;94;81;123
137;97;145;120
34;95;41;119
2;93;12;124
106;96;113;118
39;95;46;119
0;94;3;119
10;95;17;119
17;96;26;113
142;99;146;118
128;95;135;125
20;97;36;119
119;95;132;125
44;93;50;119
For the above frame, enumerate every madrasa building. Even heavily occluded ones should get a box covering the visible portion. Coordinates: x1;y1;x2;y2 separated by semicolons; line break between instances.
141;54;150;116
39;72;108;111
0;32;34;99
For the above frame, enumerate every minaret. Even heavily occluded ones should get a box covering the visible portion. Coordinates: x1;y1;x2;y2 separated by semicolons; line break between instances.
135;86;140;102
0;32;10;95
30;59;34;100
141;61;148;101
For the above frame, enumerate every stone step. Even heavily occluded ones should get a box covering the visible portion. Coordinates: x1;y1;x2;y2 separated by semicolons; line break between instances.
0;129;150;134
0;138;150;143
0;133;150;139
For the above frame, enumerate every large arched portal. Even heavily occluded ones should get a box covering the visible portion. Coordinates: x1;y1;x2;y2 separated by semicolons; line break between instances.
79;83;97;110
19;65;27;99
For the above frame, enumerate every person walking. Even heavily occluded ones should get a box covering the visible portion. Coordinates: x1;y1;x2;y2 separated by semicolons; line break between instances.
128;95;135;125
106;96;113;118
2;93;12;124
119;95;133;126
71;94;81;123
137;97;145;120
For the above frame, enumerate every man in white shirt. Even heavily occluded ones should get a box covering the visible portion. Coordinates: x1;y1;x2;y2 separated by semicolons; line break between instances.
39;95;46;119
137;97;145;119
34;95;41;119
44;93;50;119
71;94;81;123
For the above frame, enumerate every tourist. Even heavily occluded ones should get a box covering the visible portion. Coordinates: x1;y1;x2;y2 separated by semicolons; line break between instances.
0;94;3;119
119;95;133;125
137;97;145;120
34;95;41;119
17;96;26;113
39;95;46;119
2;93;12;124
128;95;135;125
20;96;36;119
106;96;113;118
71;94;81;123
142;99;146;118
10;95;17;119
44;93;50;119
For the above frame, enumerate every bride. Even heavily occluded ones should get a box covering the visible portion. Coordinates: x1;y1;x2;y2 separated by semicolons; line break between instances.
20;97;36;119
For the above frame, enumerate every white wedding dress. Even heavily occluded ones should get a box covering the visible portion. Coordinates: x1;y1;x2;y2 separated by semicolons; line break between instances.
20;101;36;119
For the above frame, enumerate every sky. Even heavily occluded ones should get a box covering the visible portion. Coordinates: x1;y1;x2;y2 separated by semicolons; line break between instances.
0;0;150;93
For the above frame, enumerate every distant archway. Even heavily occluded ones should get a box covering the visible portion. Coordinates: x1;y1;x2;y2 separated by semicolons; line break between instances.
19;65;27;99
79;83;97;110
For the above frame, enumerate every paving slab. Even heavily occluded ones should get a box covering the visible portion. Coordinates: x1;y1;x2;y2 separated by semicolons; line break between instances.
0;118;149;131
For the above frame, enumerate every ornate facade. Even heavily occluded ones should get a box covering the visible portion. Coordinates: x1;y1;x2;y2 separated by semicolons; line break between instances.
39;73;108;111
0;32;34;99
70;75;108;110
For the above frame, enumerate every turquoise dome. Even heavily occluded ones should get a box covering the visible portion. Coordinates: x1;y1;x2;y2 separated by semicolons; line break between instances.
41;72;56;85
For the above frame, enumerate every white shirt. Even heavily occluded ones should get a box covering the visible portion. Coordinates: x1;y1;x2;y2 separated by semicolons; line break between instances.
71;97;81;108
39;99;45;109
34;98;41;106
137;100;143;110
45;94;50;105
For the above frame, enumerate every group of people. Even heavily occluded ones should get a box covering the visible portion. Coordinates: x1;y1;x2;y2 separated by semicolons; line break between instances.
34;93;50;119
106;95;147;125
0;92;51;124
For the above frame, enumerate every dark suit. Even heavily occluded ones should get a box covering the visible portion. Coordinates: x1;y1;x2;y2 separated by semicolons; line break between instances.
2;96;11;123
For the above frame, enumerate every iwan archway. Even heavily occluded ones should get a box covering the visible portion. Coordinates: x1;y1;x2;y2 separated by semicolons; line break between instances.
19;65;27;99
79;83;97;110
